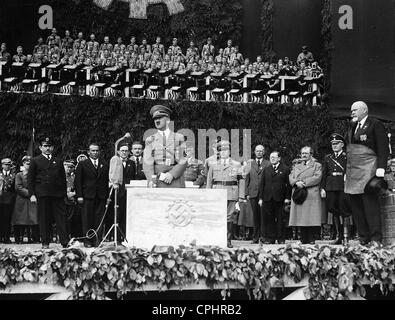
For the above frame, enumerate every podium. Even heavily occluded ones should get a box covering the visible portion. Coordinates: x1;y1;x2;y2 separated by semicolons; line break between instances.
125;186;227;249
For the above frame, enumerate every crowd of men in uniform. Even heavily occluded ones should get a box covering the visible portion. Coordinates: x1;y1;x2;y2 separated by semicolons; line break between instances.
0;101;390;249
0;29;323;98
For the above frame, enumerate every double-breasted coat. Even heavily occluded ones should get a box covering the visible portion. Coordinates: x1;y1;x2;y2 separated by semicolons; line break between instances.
289;160;323;227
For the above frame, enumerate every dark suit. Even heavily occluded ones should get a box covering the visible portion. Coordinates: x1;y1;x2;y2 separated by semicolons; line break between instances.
130;156;145;180
74;158;109;245
118;159;136;237
345;116;389;243
27;154;68;245
258;162;291;242
0;171;16;242
245;158;270;241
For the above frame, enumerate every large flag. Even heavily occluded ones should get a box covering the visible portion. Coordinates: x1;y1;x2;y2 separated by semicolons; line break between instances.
27;127;35;157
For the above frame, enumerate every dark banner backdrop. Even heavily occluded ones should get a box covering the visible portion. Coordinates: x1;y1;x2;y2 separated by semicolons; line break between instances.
330;0;395;121
272;0;324;63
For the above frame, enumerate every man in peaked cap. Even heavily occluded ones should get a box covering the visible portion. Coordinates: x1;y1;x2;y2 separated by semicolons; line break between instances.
320;133;351;244
143;105;187;188
206;140;245;248
27;136;69;249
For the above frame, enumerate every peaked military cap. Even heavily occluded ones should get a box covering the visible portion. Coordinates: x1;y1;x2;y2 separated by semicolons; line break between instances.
1;158;12;165
150;105;171;119
39;136;54;146
330;133;345;144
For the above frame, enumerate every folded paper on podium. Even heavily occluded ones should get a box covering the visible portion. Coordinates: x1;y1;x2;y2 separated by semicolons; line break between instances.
126;187;227;249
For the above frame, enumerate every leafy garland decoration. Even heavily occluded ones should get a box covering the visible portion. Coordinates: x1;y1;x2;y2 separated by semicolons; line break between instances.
0;244;394;300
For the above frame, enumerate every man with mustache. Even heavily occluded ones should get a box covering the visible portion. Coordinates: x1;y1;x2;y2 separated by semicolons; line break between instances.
344;101;389;245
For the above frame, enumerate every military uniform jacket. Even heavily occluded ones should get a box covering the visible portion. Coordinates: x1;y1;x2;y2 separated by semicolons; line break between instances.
0;171;16;204
27;154;67;198
206;158;244;201
74;159;109;200
143;131;187;187
320;151;347;191
184;157;205;186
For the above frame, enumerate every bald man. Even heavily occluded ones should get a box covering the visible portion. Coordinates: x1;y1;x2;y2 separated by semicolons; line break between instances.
344;101;389;245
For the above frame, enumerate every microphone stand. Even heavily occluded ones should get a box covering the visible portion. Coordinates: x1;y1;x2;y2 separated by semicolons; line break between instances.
99;133;130;248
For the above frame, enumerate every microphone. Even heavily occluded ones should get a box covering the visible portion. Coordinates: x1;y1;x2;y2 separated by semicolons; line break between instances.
114;132;132;155
109;155;123;186
110;133;132;185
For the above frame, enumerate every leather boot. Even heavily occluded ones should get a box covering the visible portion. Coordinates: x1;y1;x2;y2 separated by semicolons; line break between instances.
227;222;233;248
332;216;343;245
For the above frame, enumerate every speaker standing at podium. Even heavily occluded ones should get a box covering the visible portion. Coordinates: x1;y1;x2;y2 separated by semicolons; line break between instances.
143;105;187;188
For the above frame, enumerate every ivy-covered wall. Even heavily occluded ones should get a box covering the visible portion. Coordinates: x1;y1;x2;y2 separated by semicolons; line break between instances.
0;93;342;164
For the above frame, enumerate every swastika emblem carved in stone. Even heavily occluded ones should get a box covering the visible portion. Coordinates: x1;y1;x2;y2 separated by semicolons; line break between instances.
166;200;195;227
93;0;185;19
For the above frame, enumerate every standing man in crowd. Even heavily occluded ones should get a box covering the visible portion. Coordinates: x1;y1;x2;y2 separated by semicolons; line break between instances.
116;143;135;239
259;151;291;244
27;137;68;248
75;143;109;247
0;158;16;243
289;146;322;244
345;101;389;245
143;105;187;188
207;140;244;248
184;141;205;187
320;133;350;244
245;145;270;243
64;158;80;239
130;141;145;180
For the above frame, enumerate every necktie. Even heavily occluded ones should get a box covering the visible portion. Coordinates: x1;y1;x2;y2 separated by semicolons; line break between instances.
136;157;140;170
46;155;51;161
122;160;126;168
94;160;98;169
273;165;277;172
257;160;261;167
354;122;362;136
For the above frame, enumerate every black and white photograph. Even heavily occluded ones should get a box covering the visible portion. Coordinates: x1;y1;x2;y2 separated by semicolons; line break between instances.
0;0;394;306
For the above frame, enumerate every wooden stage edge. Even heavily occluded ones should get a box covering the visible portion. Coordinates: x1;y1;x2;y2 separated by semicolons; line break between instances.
1;240;394;300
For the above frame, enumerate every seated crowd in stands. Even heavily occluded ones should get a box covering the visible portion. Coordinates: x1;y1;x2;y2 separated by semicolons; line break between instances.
1;29;322;76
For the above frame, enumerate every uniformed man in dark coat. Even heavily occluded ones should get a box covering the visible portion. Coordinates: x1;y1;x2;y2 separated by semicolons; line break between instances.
320;133;350;244
27;137;68;249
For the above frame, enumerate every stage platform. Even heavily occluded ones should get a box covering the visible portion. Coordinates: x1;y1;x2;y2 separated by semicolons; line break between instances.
1;239;394;300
